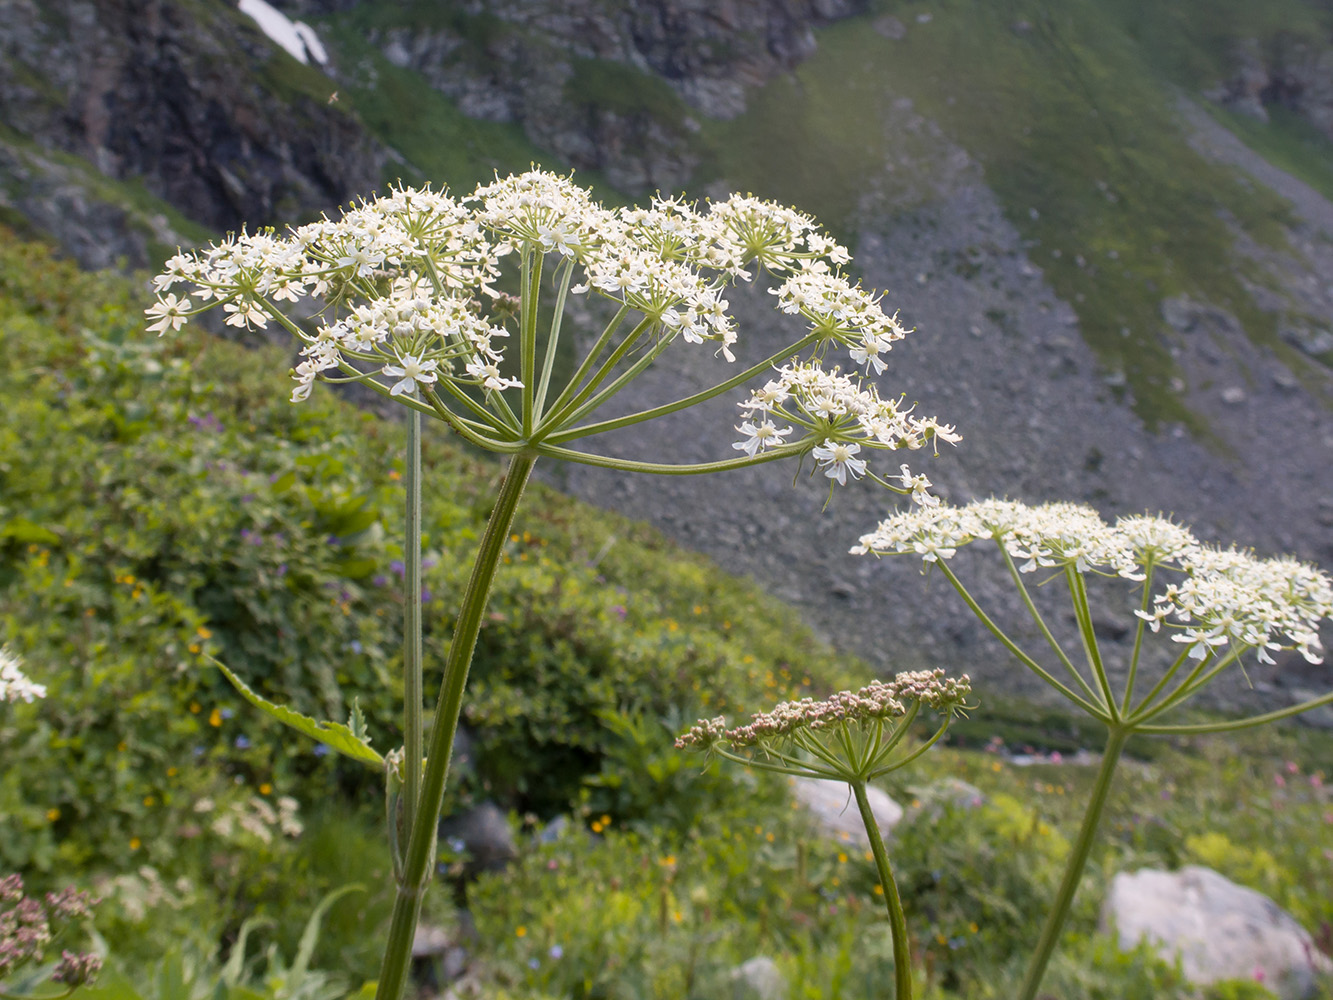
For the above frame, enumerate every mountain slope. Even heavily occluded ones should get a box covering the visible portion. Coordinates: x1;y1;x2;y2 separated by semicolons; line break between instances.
1;0;1330;714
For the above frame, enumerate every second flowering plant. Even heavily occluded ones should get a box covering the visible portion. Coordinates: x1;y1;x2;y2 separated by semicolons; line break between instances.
148;169;957;999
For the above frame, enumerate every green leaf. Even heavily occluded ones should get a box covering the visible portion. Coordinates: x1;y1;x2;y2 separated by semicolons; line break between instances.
0;517;61;545
292;883;365;982
213;657;384;768
348;698;369;743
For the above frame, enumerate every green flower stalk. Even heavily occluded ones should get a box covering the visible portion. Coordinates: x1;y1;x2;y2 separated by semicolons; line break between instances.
148;170;958;999
678;669;974;1000
853;499;1333;999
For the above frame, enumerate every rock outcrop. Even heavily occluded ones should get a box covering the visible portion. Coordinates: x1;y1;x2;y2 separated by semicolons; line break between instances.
332;0;867;191
1103;866;1333;1000
0;0;387;265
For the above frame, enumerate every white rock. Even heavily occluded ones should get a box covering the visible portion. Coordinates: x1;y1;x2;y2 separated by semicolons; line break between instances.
729;956;788;1000
1103;865;1333;1000
789;776;902;848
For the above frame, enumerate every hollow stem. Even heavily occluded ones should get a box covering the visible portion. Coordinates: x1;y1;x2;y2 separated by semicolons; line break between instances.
544;329;822;445
1137;689;1333;734
852;779;914;1000
376;451;538;1000
1066;568;1119;722
1016;726;1129;1000
1119;562;1155;715
533;256;575;418
402;408;422;837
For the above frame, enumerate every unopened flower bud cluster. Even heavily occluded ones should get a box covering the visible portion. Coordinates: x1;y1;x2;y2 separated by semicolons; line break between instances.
0;874;101;986
677;669;972;751
853;500;1332;664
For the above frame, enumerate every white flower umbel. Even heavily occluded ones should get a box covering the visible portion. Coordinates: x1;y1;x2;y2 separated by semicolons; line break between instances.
853;498;1333;1000
149;170;954;493
0;646;45;703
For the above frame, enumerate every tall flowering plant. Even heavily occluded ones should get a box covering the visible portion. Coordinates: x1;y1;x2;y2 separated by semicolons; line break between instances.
147;170;956;999
853;499;1333;999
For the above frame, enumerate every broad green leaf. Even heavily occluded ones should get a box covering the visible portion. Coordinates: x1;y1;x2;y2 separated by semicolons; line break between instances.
213;658;384;768
0;517;61;545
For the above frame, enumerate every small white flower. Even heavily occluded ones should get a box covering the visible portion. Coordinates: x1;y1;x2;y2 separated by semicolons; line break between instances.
464;358;522;392
0;646;45;703
732;420;794;458
812;439;867;485
895;464;939;507
145;294;192;335
382;354;439;397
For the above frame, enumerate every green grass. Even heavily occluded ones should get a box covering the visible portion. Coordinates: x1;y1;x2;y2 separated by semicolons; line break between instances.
1209;104;1333;206
316;21;563;193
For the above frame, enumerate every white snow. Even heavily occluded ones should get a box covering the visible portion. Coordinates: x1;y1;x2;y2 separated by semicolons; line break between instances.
238;0;328;66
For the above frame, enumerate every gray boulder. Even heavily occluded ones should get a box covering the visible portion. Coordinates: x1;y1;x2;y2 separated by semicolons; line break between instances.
1103;865;1333;1000
789;776;902;848
729;955;788;1000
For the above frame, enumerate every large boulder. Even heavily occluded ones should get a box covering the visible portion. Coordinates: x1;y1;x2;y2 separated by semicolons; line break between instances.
789;776;902;848
1103;865;1333;1000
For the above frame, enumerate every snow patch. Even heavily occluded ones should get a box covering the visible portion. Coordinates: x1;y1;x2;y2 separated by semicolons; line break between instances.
238;0;328;66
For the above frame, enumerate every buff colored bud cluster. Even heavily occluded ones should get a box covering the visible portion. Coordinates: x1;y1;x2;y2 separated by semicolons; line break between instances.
677;669;972;752
853;500;1332;665
0;874;101;987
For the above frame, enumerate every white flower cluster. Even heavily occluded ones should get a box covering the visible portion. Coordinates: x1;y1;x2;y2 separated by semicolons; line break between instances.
148;171;852;400
853;500;1332;665
196;793;303;844
735;361;959;491
148;170;954;483
0;646;45;704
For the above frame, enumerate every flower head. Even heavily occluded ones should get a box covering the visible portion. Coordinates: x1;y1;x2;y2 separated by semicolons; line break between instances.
678;669;972;782
0;646;44;704
148;170;956;494
853;500;1333;668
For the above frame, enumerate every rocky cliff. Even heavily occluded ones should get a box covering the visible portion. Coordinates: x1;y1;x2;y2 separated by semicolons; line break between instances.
0;0;387;266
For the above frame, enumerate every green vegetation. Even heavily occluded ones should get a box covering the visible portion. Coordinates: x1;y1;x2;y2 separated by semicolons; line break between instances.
316;13;562;193
565;57;691;126
2;234;1331;997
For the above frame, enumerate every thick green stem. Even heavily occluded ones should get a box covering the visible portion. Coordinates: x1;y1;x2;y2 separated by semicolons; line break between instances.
533;256;575;419
376;451;538;1000
545;329;821;444
402;409;422;837
1017;726;1129;1000
852;780;914;1000
1067;569;1119;722
1137;688;1333;734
